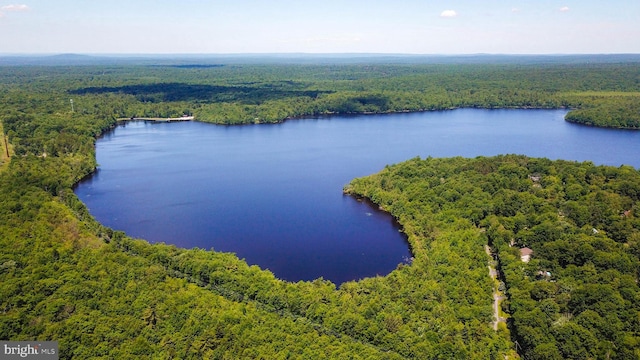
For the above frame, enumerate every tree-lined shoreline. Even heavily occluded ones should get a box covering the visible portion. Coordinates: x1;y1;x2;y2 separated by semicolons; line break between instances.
1;58;639;358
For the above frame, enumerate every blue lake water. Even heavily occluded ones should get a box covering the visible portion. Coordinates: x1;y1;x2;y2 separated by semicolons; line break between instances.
75;109;640;284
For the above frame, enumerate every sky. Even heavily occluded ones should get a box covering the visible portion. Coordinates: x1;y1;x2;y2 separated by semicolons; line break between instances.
1;0;639;54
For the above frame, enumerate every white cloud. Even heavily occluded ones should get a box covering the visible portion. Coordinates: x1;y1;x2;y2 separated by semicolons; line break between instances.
0;4;29;18
440;10;457;18
511;8;520;13
559;6;570;12
1;4;29;11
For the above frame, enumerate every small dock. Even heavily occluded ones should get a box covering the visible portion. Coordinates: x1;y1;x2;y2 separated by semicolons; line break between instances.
117;116;194;122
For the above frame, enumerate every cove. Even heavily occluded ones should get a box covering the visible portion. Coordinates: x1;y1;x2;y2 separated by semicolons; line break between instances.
75;109;640;284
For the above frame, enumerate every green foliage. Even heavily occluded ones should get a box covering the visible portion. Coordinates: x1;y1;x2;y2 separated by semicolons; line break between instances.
346;155;640;359
4;62;640;129
565;94;640;128
1;60;639;358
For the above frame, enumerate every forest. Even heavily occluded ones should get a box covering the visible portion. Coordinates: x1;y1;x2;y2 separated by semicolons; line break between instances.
345;155;640;359
0;57;639;358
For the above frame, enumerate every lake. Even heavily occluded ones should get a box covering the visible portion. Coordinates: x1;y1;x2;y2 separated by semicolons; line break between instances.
75;109;640;284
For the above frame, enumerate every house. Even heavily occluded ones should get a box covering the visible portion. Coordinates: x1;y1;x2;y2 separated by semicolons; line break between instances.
520;247;533;263
529;174;541;182
536;270;552;278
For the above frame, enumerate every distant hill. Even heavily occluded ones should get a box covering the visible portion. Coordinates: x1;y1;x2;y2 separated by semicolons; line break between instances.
0;53;123;66
1;53;640;66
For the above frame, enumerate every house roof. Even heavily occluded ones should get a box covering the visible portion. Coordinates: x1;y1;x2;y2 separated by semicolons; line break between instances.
520;247;533;256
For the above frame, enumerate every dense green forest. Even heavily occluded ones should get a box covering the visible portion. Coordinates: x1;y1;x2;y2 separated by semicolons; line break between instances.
345;156;640;359
2;59;640;132
1;58;639;358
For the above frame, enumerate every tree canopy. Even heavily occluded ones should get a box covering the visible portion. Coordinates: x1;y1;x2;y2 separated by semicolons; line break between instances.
346;155;640;359
1;58;639;358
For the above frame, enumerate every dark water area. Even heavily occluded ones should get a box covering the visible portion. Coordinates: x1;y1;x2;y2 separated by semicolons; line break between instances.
75;109;640;284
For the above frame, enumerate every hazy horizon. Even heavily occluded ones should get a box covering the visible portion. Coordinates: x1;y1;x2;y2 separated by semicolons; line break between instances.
2;52;639;57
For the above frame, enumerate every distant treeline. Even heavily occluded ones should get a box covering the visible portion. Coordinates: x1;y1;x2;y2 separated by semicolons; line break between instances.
3;61;639;128
565;94;640;129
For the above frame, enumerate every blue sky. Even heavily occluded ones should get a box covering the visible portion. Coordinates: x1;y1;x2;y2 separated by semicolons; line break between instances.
1;0;638;54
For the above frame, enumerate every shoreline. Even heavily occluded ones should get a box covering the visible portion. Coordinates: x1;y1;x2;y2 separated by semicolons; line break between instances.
342;189;416;260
